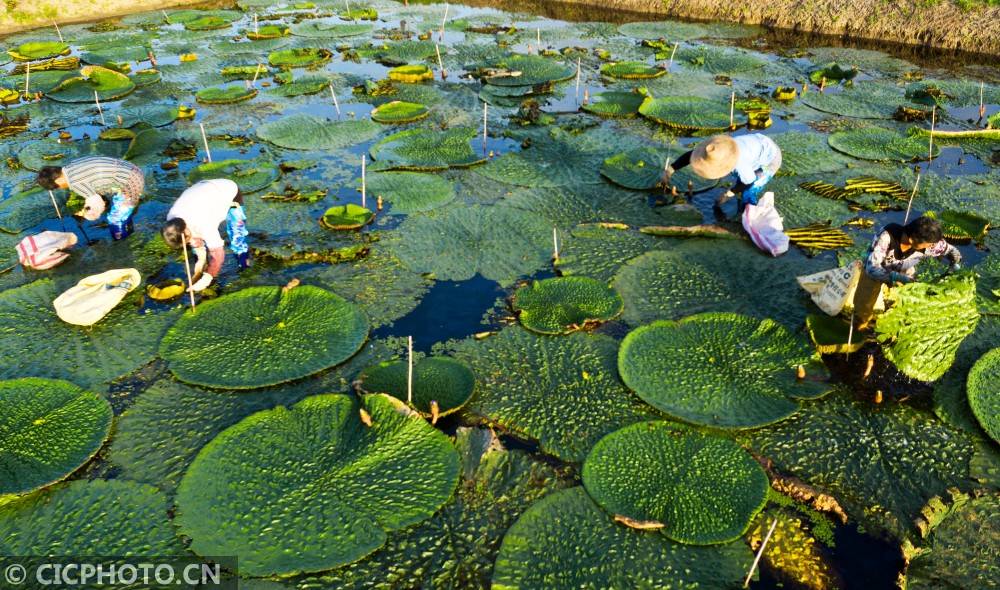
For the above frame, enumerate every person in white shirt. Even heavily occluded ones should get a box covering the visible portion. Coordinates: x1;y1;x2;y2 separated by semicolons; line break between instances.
161;179;250;292
664;133;783;210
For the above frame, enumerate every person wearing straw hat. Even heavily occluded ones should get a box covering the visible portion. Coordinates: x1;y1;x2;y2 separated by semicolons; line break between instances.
665;133;782;210
35;157;145;240
851;216;961;330
160;178;251;293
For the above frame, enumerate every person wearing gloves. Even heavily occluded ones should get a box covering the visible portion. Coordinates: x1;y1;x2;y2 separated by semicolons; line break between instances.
664;133;782;210
35;157;145;240
161;178;251;293
852;216;961;330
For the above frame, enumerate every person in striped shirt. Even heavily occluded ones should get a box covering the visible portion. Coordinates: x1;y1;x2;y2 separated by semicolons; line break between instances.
36;157;145;240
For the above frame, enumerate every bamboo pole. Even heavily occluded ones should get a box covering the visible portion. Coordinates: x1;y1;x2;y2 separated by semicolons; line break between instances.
199;123;212;163
53;20;64;42
729;91;735;129
361;154;366;209
253;13;259;35
180;234;197;312
162;10;170;23
980;81;986;121
743;518;778;588
94;91;105;126
903;171;921;225
552;227;559;260
48;190;64;230
575;57;581;103
667;42;678;71
23;62;29;100
928;106;936;166
329;83;341;116
251;63;263;86
846;309;855;361
345;0;355;22
439;4;448;41
435;43;446;79
536;27;540;47
407;336;414;404
482;102;488;154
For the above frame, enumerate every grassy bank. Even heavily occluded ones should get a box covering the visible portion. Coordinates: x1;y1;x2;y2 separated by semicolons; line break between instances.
0;0;211;35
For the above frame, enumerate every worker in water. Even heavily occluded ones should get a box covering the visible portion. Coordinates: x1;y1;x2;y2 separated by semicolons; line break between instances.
35;157;145;240
853;216;962;330
160;178;250;293
664;133;782;209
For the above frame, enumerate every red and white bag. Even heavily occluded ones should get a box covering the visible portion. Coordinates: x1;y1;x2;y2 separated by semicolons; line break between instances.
16;231;78;270
742;192;788;257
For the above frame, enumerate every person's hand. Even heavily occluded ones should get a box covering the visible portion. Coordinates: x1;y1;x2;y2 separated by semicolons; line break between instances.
81;195;105;221
890;271;913;285
189;273;213;292
951;262;962;272
662;165;675;185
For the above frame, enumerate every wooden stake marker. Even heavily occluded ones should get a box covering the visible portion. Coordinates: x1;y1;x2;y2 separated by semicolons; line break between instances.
575;57;581;102
48;190;63;222
23;62;29;100
254;13;259;35
435;43;446;79
729;92;736;129
743;518;778;588
439;3;448;41
251;63;263;86
345;0;355;22
53;20;64;42
407;336;414;404
94;91;106;126
928;106;936;166
329;83;341;116
667;42;679;71
361;154;367;209
482;102;488;154
903;171;921;225
181;234;197;312
846;309;855;361
552;227;559;260
199;123;212;163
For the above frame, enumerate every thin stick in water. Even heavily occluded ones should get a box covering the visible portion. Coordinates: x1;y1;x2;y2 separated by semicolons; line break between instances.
361;154;367;209
94;91;105;126
552;227;559;260
536;27;540;47
407;336;414;404
435;43;446;78
251;63;263;86
575;57;581;102
199;123;212;163
928;106;936;165
254;13;259;35
729;91;736;128
344;0;355;22
744;518;779;588
180;234;197;312
53;20;63;42
329;83;341;116
162;9;170;22
48;190;64;224
667;42;679;70
23;62;29;99
980;81;986;121
903;171;921;225
439;3;448;41
482;102;488;153
846;309;855;361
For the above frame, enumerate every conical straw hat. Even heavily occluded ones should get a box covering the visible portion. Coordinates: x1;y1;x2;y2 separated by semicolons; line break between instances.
690;135;739;180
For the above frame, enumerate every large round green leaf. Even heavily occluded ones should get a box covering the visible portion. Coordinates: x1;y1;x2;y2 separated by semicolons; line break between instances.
195;85;258;104
0;479;183;555
175;393;460;576
600;147;718;192
492;487;753;589
159;285;369;389
366;171;455;214
370;127;485;171
371;100;430;124
184;14;235;30
320;204;374;230
187;158;281;193
512;276;623;335
258;114;381;151
639;95;745;131
600;61;665;79
968;347;1000;444
8;41;70;61
801;82;913;119
268;47;332;68
828;127;938;162
0;378;112;496
581;91;645;118
484;54;574;87
619;313;828;429
359;356;475;417
289;20;373;38
266;76;330;97
447;327;660;462
45;66;136;103
583;421;769;544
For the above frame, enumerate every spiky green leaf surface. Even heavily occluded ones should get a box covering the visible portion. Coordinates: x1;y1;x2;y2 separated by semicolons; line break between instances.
600;61;665;79
583;421;769;544
875;273;980;383
266;76;330;97
447;327;660;462
968;347;1000;445
0;186;63;233
802;82;913;119
267;47;332;68
485;54;574;87
117;103;185;128
613;242;824;328
45;66;136;103
0;479;184;554
258;115;380;151
366;171;455;214
828;127;937;162
370;127;484;171
289;20;373;38
677;46;766;75
771;132;853;175
746;392;975;539
492;487;753;589
385;203;550;285
512;276;623;335
175;393;460;576
184;15;235;31
619;313;828;429
554;223;669;282
601;147;717;192
320;204;374;230
160;285;369;389
0;280;178;388
617;20;759;40
377;41;438;65
359;356;475;416
933;317;1000;435
187;158;280;193
0;378;112;496
581;91;646;118
8;41;70;61
195;84;258;104
371;100;429;124
639;95;746;131
904;492;1000;590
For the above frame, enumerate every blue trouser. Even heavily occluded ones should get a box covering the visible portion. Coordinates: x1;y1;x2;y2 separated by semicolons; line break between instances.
107;191;136;240
740;169;774;207
226;204;250;268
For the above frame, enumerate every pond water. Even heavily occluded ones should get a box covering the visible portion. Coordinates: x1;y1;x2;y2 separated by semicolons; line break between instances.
0;0;997;588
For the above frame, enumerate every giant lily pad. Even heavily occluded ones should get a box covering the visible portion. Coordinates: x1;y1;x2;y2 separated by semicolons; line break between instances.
484;54;575;87
492;487;753;589
0;186;64;233
639;95;746;131
359;356;475;417
447;327;660;462
583;421;769;544
802;82;913;119
968;347;1000;444
600;61;665;79
512;276;623;335
581;91;645;118
619;313;829;429
370;127;485;171
175;393;460;576
184;15;235;30
268;47;333;68
366;171;455;214
320;204;374;230
266;76;330;97
555;223;668;282
8;41;70;61
387;64;433;83
187;158;280;193
45;65;136;103
376;41;438;66
195;85;258;104
0;479;184;555
745;392;974;539
0;378;112;496
258;114;380;151
601;147;717;192
875;273;980;383
828;127;937;162
371;100;429;123
290;20;373;38
160;285;369;389
771;131;853;175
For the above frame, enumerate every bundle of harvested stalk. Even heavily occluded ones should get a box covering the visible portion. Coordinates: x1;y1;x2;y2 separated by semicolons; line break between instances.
785;223;854;251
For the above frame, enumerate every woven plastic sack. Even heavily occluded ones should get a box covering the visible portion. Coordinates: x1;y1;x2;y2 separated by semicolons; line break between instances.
53;268;141;326
16;231;78;270
797;260;861;316
742;192;788;257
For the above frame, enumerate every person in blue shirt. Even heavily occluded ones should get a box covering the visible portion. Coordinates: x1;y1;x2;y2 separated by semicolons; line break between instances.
664;133;782;209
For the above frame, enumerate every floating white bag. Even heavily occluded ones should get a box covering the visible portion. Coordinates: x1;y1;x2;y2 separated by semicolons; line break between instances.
53;268;141;326
16;231;77;270
742;192;788;257
797;261;862;316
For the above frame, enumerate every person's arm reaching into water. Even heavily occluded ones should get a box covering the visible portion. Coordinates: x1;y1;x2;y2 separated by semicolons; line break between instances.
864;230;900;283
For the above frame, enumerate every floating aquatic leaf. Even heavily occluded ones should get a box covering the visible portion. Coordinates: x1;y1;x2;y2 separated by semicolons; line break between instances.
0;186;65;233
0;378;112;496
289;20;373;38
320;204;374;230
746;506;840;590
376;41;438;65
677;45;766;75
387;64;433;83
802;82;914;119
8;41;70;61
184;15;235;31
809;62;858;84
359;356;475;417
447;327;660;462
600;61;665;79
601;147;717;192
924;209;991;244
581;91;645;118
875;273;979;383
639;95;745;131
268;47;333;68
246;24;289;40
371;100;429;123
117;103;188;128
828;127;937;162
617;20;758;40
619;313;829;429
745;392;974;540
160;285;369;389
187;158;280;193
175;393;460;576
258;114;381;151
583;421;769;544
771;132;853;175
46;65;136;103
366;171;455;214
968;347;1000;445
0;480;184;554
195;85;258;104
484;54;575;87
266;75;330;97
555;223;669;282
806;314;865;354
370;127;484;171
512;276;623;335
492;487;753;589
